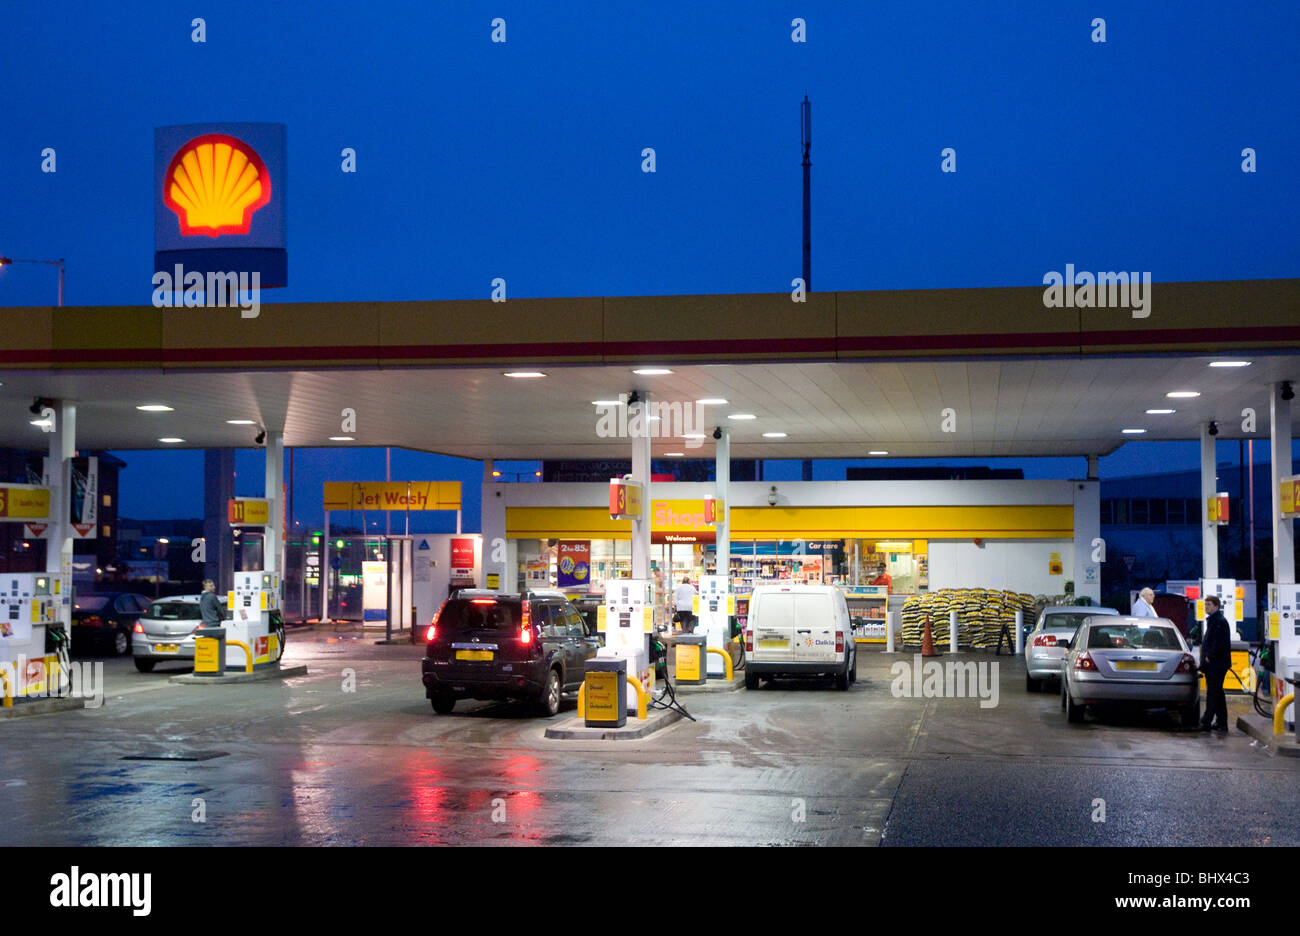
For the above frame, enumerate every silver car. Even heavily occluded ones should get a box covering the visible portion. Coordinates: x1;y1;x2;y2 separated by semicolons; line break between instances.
1061;616;1200;727
1025;605;1119;691
131;595;211;673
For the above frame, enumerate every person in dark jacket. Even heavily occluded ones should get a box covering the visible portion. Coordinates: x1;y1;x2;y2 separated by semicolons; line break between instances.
1199;596;1232;732
198;579;225;628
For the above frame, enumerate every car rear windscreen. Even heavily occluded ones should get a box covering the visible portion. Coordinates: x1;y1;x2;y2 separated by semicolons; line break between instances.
73;596;110;612
440;599;522;632
1042;612;1096;631
146;602;201;620
1087;624;1182;651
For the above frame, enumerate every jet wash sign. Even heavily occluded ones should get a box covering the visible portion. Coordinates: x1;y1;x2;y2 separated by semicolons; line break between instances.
154;122;287;288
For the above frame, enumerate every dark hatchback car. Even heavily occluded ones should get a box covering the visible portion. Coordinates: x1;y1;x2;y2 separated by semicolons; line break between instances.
421;590;599;716
71;592;153;656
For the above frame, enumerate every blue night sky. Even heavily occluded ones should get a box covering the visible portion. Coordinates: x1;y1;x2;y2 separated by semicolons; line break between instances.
3;1;1298;522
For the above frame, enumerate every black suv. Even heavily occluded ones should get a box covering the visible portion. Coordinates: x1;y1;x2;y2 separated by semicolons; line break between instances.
421;590;599;716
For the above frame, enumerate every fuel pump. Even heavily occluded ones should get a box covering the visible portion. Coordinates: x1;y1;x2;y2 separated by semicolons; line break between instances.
693;574;734;677
1194;579;1243;642
225;571;284;670
1267;583;1300;732
0;573;65;697
596;578;654;707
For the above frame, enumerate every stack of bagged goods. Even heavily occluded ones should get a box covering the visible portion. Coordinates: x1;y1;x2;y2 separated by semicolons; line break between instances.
901;588;1036;649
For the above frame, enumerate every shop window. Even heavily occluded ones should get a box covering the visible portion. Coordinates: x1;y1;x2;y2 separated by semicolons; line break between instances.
1099;500;1113;525
1166;499;1185;524
1130;499;1149;524
1186;498;1201;524
1112;499;1129;525
102;493;112;507
1148;499;1166;525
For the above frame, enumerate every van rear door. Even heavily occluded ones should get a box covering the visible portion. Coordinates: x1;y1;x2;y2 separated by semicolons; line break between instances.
792;591;838;664
749;591;794;661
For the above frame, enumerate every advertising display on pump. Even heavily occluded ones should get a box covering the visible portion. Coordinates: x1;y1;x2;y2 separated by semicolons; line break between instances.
597;578;653;707
693;574;734;677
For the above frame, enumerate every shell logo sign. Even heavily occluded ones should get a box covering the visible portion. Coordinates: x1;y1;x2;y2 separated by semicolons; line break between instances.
163;134;270;237
154;122;287;288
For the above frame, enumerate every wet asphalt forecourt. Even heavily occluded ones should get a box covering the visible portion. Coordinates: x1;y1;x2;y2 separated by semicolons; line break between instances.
2;625;1295;847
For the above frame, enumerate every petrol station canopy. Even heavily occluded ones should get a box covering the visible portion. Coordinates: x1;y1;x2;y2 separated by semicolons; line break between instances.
1;278;1298;459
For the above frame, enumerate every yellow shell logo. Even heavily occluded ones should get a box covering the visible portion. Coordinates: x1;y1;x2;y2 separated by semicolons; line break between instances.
164;134;271;237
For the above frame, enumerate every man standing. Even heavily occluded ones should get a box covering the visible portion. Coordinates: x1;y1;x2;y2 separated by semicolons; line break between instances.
1199;596;1231;732
1132;587;1158;617
199;579;225;628
673;577;697;633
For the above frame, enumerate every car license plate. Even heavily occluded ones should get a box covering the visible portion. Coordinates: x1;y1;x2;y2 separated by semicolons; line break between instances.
455;650;494;662
155;644;179;653
759;639;788;648
1116;660;1158;671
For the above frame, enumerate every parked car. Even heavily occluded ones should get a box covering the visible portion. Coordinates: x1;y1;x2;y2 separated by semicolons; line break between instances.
742;584;856;690
132;595;284;674
1061;615;1200;727
1025;604;1119;691
71;592;153;657
421;589;599;716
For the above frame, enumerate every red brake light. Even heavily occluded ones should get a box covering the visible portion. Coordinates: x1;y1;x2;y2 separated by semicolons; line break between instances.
520;601;533;645
83;615;102;628
744;629;753;652
471;598;495;605
425;624;437;642
1074;651;1097;671
1033;635;1058;647
1177;653;1197;673
133;622;144;633
835;630;844;653
520;625;533;645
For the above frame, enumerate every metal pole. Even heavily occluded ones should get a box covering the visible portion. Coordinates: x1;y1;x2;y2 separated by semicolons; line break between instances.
57;259;64;307
1249;438;1256;584
801;95;811;292
386;448;391;537
321;510;331;624
949;608;959;654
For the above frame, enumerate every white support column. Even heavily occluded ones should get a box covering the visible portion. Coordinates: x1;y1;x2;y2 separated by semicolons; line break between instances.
45;401;75;583
1271;383;1295;585
265;430;284;577
1200;423;1219;579
715;427;730;581
630;394;651;580
321;511;331;623
949;608;959;653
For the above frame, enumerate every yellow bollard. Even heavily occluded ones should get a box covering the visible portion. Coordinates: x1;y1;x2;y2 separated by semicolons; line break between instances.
227;640;254;674
625;674;648;720
576;681;585;718
706;646;734;681
1274;692;1294;736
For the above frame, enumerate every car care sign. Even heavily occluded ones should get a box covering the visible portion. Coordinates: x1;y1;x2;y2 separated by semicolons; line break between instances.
450;538;476;580
557;541;591;588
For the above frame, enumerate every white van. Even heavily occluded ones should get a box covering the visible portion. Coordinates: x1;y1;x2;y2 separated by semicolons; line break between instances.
743;584;856;690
